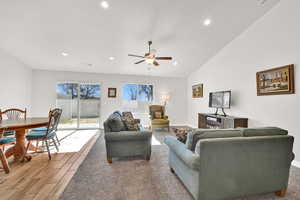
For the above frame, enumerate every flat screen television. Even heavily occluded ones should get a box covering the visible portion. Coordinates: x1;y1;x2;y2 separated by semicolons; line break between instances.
209;91;231;109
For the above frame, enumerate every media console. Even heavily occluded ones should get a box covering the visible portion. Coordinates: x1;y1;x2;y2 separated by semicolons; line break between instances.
198;113;248;129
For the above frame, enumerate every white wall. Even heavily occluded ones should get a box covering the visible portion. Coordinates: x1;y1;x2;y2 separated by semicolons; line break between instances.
0;48;32;112
187;0;300;162
31;69;187;126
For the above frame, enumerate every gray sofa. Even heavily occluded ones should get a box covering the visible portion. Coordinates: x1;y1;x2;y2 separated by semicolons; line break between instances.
104;111;152;163
164;127;295;200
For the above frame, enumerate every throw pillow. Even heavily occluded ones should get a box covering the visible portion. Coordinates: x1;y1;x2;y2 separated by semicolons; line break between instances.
154;111;162;119
122;116;140;131
107;116;127;132
122;112;134;120
173;128;192;143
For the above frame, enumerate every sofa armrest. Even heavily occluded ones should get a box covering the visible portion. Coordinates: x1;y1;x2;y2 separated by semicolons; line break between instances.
105;131;152;142
164;136;200;170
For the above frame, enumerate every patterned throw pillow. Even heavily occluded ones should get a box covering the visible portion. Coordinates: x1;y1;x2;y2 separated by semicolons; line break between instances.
122;116;140;131
121;112;140;131
154;111;162;119
174;128;193;143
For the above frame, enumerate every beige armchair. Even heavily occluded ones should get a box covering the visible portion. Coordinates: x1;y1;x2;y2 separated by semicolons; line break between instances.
149;105;170;131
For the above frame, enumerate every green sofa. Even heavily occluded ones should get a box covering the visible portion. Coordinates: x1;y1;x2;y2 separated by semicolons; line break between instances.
104;111;152;163
164;127;295;200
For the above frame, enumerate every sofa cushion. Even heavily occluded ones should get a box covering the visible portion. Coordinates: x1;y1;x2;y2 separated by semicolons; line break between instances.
240;127;288;137
106;112;127;132
0;136;15;145
105;131;152;142
151;119;169;125
186;129;242;151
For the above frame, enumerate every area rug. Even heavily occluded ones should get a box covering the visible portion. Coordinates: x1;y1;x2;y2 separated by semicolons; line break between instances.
60;131;300;200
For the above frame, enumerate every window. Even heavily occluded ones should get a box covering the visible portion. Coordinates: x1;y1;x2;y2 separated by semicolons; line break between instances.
122;84;153;113
56;82;101;129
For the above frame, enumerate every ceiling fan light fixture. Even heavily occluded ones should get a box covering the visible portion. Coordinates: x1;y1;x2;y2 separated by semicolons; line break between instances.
145;58;154;64
150;49;157;54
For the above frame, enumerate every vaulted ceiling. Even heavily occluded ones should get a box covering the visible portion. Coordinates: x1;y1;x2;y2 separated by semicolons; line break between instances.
0;0;279;77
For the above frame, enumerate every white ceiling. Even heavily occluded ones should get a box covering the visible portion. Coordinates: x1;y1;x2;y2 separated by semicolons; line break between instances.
0;0;279;77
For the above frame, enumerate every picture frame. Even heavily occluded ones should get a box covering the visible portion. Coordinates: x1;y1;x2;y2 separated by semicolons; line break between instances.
192;84;203;98
108;88;117;98
256;64;295;96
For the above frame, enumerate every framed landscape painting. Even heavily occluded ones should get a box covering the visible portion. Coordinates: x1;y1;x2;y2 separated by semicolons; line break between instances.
192;84;203;98
256;64;295;96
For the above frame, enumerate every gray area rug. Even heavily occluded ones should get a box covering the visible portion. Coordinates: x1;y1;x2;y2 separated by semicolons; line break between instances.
60;131;300;200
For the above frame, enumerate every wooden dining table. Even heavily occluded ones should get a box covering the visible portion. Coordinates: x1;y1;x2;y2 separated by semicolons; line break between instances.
0;117;49;172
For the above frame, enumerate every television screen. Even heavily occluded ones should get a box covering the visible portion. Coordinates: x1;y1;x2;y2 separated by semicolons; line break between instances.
209;91;231;108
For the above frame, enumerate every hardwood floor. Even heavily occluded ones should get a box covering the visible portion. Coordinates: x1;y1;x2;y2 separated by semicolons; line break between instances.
0;130;100;200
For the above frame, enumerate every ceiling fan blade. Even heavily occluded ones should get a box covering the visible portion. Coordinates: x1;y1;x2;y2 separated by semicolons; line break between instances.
128;54;144;58
153;60;160;66
155;57;173;60
135;60;145;64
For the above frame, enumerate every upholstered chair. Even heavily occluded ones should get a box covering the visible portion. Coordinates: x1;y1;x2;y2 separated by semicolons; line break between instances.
149;105;169;131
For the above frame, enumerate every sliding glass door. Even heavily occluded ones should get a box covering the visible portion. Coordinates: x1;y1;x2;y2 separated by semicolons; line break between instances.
56;82;101;129
79;84;101;128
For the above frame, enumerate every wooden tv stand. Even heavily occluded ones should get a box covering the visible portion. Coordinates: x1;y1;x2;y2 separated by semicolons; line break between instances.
198;113;248;129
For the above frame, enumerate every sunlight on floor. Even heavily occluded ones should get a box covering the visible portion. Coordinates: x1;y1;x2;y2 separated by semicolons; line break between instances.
56;130;98;153
151;135;162;145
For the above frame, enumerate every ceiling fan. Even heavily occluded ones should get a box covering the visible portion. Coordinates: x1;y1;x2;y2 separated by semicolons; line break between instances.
128;41;172;66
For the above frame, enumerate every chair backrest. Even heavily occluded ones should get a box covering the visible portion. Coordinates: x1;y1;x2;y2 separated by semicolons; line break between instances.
0;108;27;121
149;105;165;119
46;108;62;135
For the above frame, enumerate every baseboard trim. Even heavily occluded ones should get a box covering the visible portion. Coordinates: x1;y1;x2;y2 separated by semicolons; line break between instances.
292;160;300;168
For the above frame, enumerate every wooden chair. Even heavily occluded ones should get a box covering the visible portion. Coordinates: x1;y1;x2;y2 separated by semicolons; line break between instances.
0;108;27;137
31;109;60;146
0;128;15;174
25;108;62;160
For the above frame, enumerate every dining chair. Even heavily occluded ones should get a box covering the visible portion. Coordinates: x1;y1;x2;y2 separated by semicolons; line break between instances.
25;108;62;160
0;108;27;137
31;109;61;146
0;128;15;174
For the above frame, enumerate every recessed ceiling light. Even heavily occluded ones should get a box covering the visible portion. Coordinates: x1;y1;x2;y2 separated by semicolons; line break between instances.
100;1;109;9
203;19;211;26
61;52;69;57
109;56;115;61
173;61;178;66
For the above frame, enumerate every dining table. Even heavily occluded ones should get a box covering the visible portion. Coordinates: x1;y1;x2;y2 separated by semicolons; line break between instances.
0;117;49;172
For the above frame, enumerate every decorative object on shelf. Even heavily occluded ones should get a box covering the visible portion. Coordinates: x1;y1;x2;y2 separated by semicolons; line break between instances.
192;84;203;98
256;64;295;96
108;88;117;98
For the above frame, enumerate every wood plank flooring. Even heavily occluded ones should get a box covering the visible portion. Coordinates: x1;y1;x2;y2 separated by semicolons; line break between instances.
0;131;100;200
